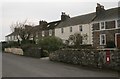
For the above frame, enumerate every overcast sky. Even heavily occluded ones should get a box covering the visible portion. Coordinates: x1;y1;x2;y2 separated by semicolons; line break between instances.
0;0;119;41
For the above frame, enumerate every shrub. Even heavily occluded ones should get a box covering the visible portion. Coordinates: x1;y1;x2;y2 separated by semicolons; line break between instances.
68;33;82;46
21;43;42;58
1;41;20;52
21;43;37;52
21;40;35;44
38;36;64;52
23;47;42;58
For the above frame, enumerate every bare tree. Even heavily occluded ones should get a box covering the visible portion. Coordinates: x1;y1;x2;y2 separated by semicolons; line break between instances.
10;20;35;44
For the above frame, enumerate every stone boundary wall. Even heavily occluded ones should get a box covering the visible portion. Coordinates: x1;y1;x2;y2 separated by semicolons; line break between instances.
49;48;120;71
5;48;23;55
4;47;43;58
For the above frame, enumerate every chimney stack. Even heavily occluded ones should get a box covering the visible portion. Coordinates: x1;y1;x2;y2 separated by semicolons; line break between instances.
96;3;105;16
61;12;70;21
39;20;47;26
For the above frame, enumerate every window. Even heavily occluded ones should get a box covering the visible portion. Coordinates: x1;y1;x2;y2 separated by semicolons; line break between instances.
42;31;45;37
12;36;14;40
100;22;105;30
105;21;115;29
93;23;99;30
70;27;72;32
47;24;50;27
100;34;106;45
55;23;58;25
117;20;120;28
79;25;82;31
10;36;12;41
49;30;52;36
14;36;17;40
9;37;11;41
61;28;64;33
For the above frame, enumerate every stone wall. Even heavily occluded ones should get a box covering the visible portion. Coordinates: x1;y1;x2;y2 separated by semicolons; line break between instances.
49;48;120;71
5;48;23;55
4;47;43;58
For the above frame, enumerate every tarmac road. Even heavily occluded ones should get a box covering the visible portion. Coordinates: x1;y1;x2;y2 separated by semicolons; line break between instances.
2;53;119;77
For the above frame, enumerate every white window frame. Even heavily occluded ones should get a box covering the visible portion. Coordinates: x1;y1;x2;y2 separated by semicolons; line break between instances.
49;29;52;36
47;24;50;27
42;31;45;37
14;36;17;40
115;33;120;48
55;23;58;26
100;34;106;45
12;36;14;40
6;37;8;41
100;22;105;30
8;37;10;41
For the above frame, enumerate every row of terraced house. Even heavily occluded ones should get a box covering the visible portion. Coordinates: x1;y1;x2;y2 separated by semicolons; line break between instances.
5;3;120;49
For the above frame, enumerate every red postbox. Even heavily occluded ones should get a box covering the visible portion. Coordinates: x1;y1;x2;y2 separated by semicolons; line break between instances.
106;50;110;64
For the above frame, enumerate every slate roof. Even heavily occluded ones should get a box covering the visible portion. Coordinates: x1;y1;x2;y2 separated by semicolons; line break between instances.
6;32;18;37
6;7;119;37
42;20;61;30
33;25;43;32
56;12;96;28
6;25;33;37
56;7;119;28
93;7;120;21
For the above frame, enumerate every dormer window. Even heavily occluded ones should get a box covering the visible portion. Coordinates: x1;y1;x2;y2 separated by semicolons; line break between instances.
55;23;58;26
47;25;50;27
100;22;105;30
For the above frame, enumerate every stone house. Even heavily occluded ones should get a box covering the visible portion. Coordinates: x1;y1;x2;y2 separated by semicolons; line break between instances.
5;3;120;49
92;3;120;48
32;20;47;43
41;20;61;37
5;25;32;42
5;20;61;44
32;20;61;44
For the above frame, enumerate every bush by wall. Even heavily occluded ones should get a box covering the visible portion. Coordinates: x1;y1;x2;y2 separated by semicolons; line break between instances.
49;48;120;71
1;41;19;52
23;47;42;58
38;36;64;52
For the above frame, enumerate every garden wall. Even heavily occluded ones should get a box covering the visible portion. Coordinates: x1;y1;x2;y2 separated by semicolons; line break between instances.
5;48;23;55
49;48;120;71
4;47;44;58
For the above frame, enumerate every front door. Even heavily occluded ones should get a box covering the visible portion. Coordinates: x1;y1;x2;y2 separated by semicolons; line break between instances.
117;34;120;48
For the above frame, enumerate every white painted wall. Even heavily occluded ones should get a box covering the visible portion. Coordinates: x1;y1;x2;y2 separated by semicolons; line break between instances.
55;24;93;44
5;48;23;55
6;35;22;42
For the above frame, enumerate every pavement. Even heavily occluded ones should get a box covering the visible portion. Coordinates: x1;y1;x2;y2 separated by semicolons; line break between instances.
2;53;119;77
